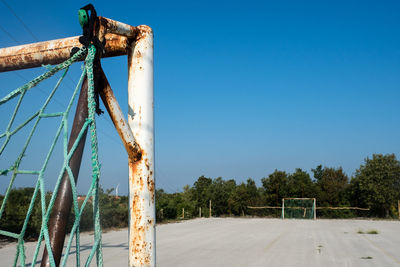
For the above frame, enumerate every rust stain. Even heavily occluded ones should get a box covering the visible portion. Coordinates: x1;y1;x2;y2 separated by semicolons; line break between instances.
147;175;155;204
0;34;128;72
144;158;150;171
99;16;137;38
129;149;154;264
131;187;148;264
135;25;153;42
99;69;142;163
138;106;142;128
139;174;144;188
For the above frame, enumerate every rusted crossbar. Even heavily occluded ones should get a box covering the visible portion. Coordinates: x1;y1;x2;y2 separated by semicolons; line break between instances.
0;16;144;73
0;33;129;72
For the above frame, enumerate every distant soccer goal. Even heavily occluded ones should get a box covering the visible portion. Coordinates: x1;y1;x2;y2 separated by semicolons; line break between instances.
282;198;316;220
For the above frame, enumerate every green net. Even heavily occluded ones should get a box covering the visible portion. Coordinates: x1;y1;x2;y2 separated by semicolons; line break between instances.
0;44;103;266
282;198;315;219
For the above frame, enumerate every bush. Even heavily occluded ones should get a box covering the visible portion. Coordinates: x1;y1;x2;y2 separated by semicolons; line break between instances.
0;187;129;241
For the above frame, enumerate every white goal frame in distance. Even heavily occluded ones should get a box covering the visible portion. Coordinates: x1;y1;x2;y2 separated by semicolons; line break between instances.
0;16;155;267
282;198;316;220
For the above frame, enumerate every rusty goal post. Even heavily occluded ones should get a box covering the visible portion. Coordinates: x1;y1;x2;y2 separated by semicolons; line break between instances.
0;10;155;267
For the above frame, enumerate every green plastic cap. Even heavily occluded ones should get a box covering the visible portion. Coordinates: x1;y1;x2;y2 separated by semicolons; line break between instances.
78;9;88;28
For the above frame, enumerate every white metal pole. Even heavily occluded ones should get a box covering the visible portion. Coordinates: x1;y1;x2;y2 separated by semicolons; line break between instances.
128;25;155;267
314;198;317;220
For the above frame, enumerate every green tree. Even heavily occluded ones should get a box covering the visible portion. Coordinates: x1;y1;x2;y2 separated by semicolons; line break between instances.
228;178;261;216
224;179;237;215
229;183;248;216
192;176;213;213
287;168;315;198
0;188;42;239
262;170;288;206
311;166;351;218
155;189;178;221
177;185;196;218
312;166;349;206
70;187;129;231
209;177;234;216
245;178;262;206
349;154;400;217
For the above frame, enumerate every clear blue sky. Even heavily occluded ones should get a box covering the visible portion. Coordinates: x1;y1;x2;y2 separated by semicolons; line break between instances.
1;0;400;195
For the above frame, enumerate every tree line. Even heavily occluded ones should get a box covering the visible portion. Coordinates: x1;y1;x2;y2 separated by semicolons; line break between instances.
0;188;128;240
156;154;400;220
1;153;399;240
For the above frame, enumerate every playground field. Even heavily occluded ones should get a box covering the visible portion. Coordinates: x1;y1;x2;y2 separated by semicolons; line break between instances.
1;218;400;266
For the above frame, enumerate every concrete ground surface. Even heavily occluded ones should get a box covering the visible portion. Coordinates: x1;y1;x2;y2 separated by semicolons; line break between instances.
1;218;400;266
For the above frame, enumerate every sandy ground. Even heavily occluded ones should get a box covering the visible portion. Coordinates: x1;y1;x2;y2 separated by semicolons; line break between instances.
1;218;400;266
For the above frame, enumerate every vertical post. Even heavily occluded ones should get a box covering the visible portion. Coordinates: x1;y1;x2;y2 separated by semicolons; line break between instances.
199;207;201;217
314;198;317;220
282;199;285;219
182;208;185;219
209;200;212;217
398;200;400;220
41;77;89;267
128;25;155;267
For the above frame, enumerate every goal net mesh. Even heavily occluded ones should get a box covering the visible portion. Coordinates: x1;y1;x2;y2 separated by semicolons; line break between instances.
283;198;315;219
0;45;103;267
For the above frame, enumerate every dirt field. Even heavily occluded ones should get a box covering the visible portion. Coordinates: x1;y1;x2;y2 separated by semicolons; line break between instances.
1;218;400;266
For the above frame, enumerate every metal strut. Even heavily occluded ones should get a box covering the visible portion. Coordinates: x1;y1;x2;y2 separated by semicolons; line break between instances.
41;4;106;266
41;77;89;267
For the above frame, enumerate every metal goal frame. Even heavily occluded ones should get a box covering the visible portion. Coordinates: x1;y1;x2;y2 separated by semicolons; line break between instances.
0;15;155;267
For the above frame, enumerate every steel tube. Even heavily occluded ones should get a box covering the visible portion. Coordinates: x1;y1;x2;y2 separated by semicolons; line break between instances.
127;25;155;267
41;76;89;267
98;68;141;162
314;198;317;220
99;16;138;38
0;34;128;72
